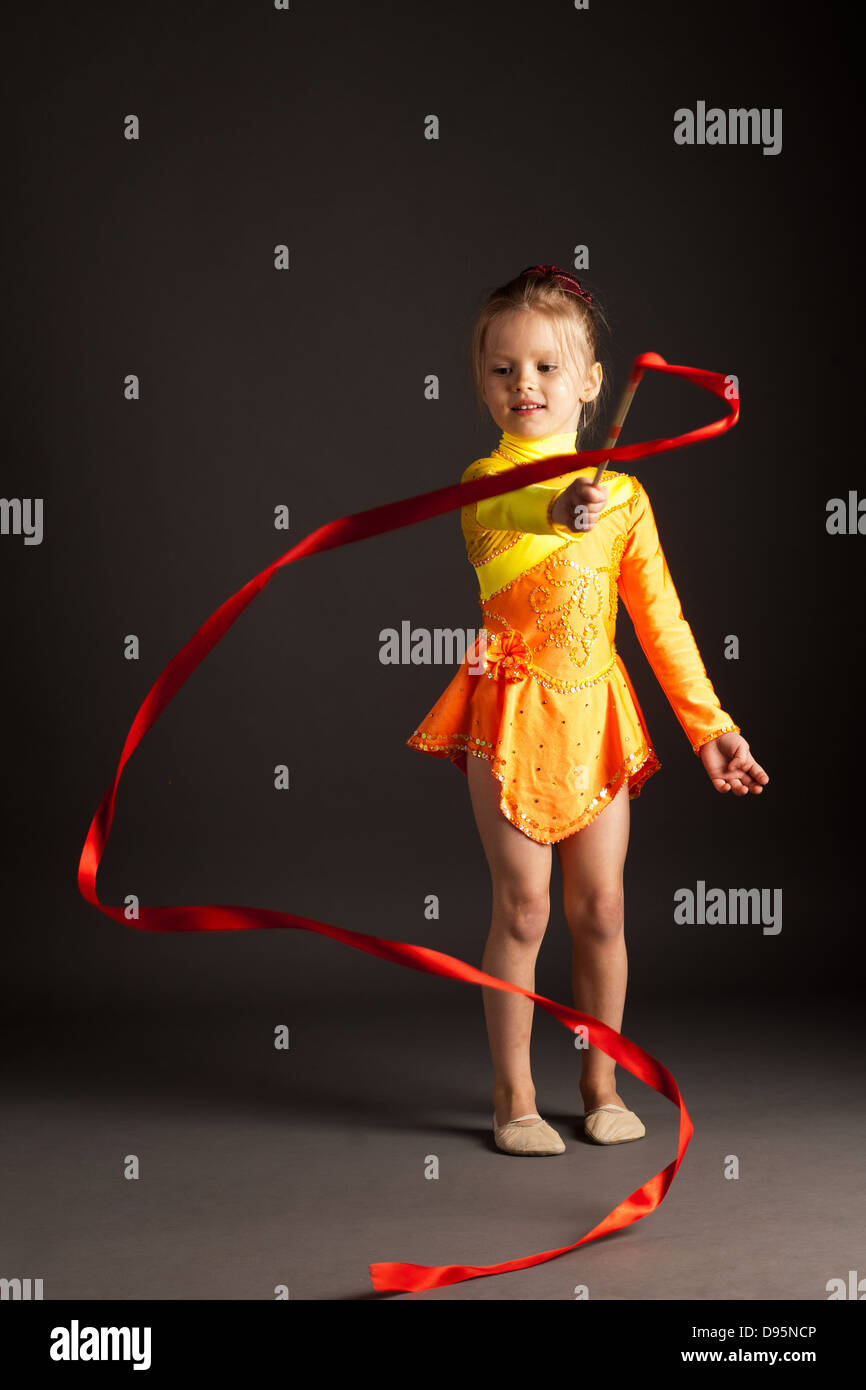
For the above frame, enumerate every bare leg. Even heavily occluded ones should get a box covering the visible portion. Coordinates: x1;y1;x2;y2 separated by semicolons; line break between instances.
466;755;553;1128
555;781;631;1112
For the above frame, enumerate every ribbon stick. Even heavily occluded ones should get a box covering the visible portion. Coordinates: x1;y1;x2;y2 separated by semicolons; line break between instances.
590;359;648;486
77;352;738;1293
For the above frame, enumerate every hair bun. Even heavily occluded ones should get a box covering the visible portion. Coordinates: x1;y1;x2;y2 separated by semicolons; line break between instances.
520;264;593;305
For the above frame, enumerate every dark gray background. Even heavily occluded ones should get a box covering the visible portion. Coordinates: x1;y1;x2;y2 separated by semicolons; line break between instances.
1;0;862;1301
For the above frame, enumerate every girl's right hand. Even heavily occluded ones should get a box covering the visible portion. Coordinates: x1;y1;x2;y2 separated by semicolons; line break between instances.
551;477;609;532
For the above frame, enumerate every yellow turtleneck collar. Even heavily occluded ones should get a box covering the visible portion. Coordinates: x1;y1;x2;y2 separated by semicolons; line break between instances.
494;428;579;465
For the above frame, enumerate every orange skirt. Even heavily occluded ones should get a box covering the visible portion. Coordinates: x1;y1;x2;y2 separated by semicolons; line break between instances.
406;544;661;844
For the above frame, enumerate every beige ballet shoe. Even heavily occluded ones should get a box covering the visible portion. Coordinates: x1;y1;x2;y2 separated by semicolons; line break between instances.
492;1110;566;1156
583;1103;646;1145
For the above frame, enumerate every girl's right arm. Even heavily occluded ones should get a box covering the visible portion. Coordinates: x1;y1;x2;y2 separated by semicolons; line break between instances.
471;466;608;540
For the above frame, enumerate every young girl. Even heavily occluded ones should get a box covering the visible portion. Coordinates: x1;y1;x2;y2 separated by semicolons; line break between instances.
407;265;769;1155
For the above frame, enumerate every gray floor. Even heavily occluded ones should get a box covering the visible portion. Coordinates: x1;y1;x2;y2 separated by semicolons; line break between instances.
2;992;861;1301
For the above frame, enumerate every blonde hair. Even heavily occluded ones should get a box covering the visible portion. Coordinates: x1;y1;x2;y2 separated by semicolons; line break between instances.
469;267;610;437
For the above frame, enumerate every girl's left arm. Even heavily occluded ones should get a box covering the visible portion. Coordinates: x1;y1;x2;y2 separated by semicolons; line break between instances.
617;480;769;795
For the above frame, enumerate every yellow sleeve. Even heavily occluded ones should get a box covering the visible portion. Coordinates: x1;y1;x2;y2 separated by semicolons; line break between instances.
616;481;740;753
470;467;583;542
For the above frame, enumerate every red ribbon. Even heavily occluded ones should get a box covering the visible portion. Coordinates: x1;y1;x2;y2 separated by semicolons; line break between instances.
77;351;738;1293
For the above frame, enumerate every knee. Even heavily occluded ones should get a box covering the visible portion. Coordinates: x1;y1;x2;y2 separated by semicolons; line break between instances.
565;887;624;944
492;887;550;946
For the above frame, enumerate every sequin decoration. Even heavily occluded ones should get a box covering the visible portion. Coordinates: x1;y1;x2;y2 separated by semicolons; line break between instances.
529;556;607;669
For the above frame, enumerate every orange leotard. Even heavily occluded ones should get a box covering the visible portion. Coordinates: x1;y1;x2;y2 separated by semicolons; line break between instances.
406;427;740;843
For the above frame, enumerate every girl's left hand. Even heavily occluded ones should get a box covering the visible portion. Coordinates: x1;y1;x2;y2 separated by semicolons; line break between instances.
699;732;769;795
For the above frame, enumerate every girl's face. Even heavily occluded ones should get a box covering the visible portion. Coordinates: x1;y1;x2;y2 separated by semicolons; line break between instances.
481;308;601;439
